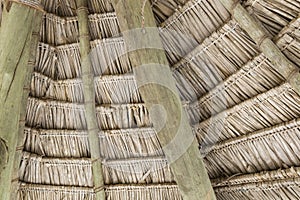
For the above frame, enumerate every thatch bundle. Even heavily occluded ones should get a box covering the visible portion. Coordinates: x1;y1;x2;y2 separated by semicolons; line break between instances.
103;157;172;184
203;118;300;178
160;0;230;64
194;83;300;145
105;184;182;200
244;0;300;36
99;128;163;159
24;128;90;158
213;167;300;199
172;20;259;102
96;104;150;130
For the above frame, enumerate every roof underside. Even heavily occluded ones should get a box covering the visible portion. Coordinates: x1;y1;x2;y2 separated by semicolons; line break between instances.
14;0;300;199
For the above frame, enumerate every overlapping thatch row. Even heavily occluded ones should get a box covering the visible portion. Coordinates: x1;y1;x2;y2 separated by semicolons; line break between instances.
25;97;87;130
194;83;300;145
40;13;120;45
99;128;163;159
18;183;94;200
212;166;300;187
151;0;188;24
214;171;300;200
23;128;90;158
244;0;300;36
96;104;151;130
88;0;114;14
19;152;93;187
30;72;84;103
202;118;300;178
172;20;259;102
276;17;300;67
159;0;230;64
30;72;140;104
95;75;141;104
186;54;284;123
103;157;173;184
90;38;132;75
105;184;182;200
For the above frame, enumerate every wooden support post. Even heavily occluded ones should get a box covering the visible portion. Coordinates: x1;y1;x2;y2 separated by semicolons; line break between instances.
113;1;215;199
76;0;105;199
218;0;300;93
0;2;43;199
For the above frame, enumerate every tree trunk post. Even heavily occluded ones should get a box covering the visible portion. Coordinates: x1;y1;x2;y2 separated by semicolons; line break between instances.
76;0;106;199
113;1;216;199
0;2;43;199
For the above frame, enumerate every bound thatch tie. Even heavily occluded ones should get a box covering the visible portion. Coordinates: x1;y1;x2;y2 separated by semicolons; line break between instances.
6;0;44;12
257;34;270;47
94;185;105;193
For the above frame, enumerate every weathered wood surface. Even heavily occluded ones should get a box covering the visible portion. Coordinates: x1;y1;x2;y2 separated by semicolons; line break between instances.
0;3;43;200
76;0;105;199
113;0;216;199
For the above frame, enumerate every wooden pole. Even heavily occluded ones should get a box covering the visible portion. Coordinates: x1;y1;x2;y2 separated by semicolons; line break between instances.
113;1;215;199
0;2;43;199
76;0;105;199
217;0;300;93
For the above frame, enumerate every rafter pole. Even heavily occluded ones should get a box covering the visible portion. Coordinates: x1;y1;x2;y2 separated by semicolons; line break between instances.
217;0;300;94
75;0;105;199
0;2;43;199
113;1;215;199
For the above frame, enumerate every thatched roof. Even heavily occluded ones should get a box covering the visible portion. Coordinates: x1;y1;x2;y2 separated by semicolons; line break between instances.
10;0;300;199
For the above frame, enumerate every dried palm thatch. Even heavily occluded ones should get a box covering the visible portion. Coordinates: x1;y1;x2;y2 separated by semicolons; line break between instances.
105;184;182;200
99;128;164;159
194;83;300;145
203;118;300;178
213;167;300;200
244;0;300;36
160;0;230;64
172;20;259;102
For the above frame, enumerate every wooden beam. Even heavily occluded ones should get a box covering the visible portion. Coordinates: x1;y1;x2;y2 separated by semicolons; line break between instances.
217;0;300;93
113;1;215;199
75;0;105;199
0;2;43;199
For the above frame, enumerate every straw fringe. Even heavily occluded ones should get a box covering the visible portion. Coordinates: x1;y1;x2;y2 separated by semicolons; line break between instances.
96;104;151;130
19;152;93;187
194;83;300;145
172;20;259;101
203;118;300;178
18;183;95;200
160;0;230;64
99;128;163;159
23;127;89;158
244;0;300;36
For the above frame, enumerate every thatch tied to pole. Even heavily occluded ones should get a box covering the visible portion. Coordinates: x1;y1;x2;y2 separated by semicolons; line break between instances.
23;128;90;158
213;167;300;199
105;184;182;200
96;104;151;130
203;118;300;178
99;128;164;159
18;183;95;200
